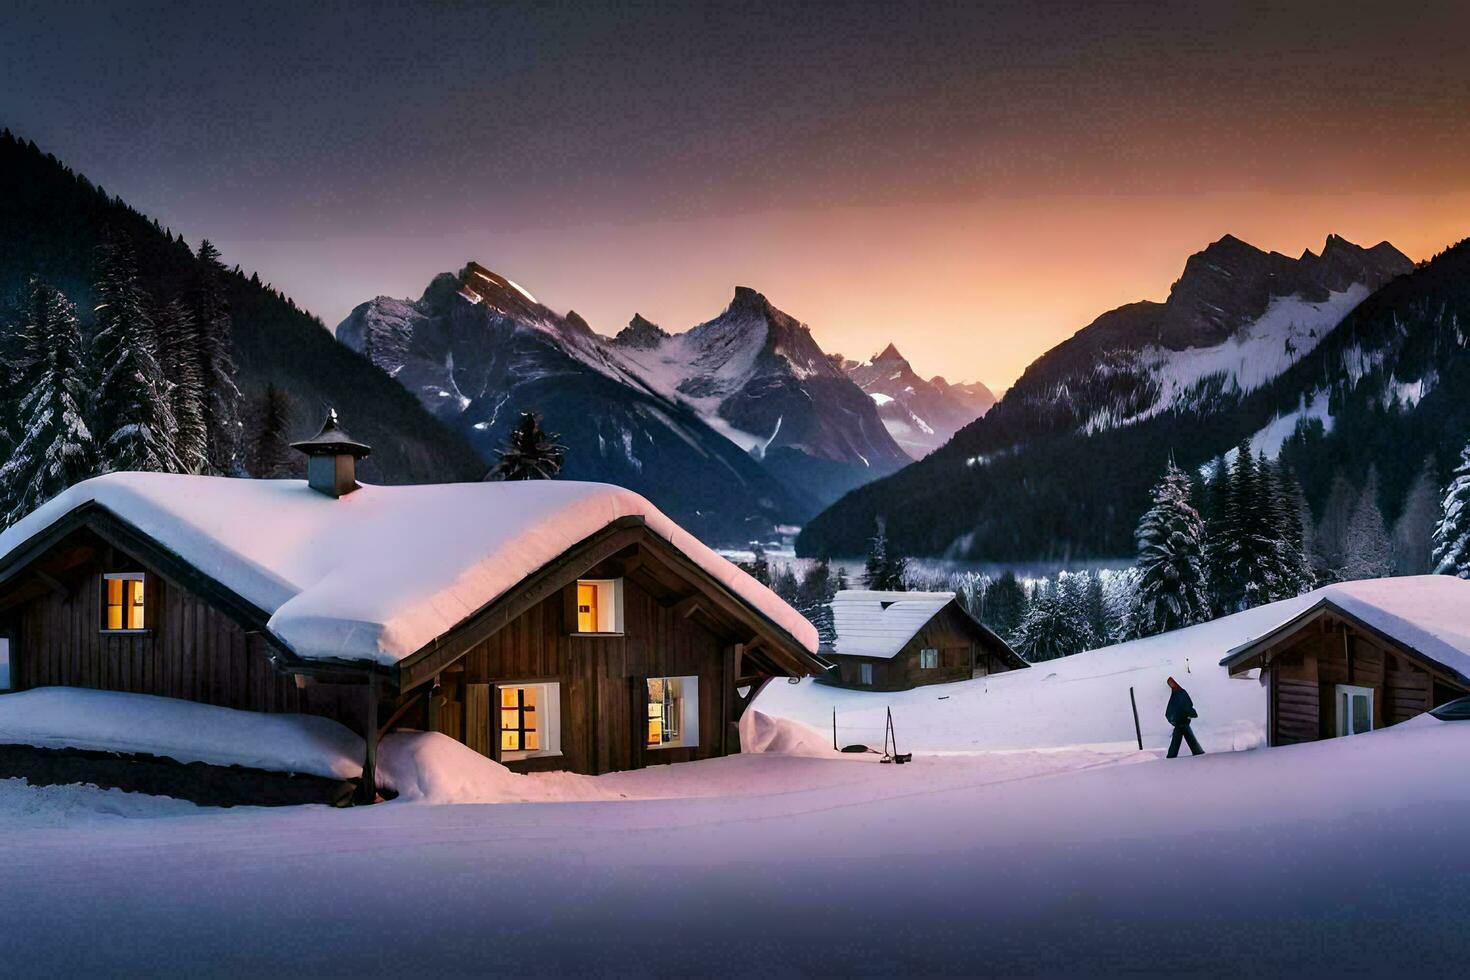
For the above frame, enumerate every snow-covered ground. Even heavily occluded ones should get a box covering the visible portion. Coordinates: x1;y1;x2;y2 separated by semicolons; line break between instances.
2;716;1467;974
756;593;1330;754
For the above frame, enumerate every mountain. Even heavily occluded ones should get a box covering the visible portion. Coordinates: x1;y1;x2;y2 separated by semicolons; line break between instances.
797;233;1424;561
837;343;995;456
338;264;815;542
612;286;910;499
0;130;482;485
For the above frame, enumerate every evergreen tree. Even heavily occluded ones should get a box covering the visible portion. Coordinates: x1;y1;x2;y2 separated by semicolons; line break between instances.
981;571;1028;640
1102;567;1141;644
1258;454;1312;601
1392;456;1439;575
740;543;772;586
0;280;97;525
795;557;839;647
1432;440;1470;578
1012;578;1094;661
192;240;243;473
486;411;566;481
245;383;296;478
1133;459;1210;636
1340;467;1395;580
91;239;173;473
154;297;209;472
863;518;908;591
770;563;800;606
1314;471;1357;582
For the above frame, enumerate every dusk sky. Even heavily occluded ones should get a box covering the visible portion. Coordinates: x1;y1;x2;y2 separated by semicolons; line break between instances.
5;0;1470;390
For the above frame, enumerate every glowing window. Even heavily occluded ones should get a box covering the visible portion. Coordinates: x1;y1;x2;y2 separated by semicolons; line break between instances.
102;573;146;631
573;579;622;634
646;675;699;750
497;682;561;760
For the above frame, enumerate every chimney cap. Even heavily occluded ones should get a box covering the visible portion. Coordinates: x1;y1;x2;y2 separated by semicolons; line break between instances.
291;409;372;459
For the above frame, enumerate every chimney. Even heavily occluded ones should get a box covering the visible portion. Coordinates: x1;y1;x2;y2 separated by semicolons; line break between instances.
291;409;372;498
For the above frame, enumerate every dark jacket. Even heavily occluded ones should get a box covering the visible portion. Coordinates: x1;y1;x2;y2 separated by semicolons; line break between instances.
1165;687;1197;728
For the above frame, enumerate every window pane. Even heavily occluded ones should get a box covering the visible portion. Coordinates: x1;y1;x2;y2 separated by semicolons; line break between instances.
0;637;10;691
501;730;520;751
523;730;539;750
107;578;123;605
127;580;146;629
501;708;519;730
1353;694;1371;734
500;688;519;708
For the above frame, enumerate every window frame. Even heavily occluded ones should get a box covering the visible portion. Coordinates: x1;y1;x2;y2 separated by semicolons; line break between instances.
859;662;874;686
571;578;624;636
645;675;700;750
100;571;149;634
1335;684;1374;737
919;648;940;669
496;680;563;761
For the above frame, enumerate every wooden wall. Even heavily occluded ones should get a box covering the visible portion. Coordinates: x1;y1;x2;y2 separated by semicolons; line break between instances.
421;561;736;775
4;541;361;731
1266;616;1465;746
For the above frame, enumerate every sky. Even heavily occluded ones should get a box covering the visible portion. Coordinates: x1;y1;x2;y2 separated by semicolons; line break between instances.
4;0;1470;392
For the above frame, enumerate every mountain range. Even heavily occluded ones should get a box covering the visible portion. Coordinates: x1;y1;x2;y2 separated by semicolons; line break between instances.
836;343;996;456
339;267;995;539
797;233;1451;561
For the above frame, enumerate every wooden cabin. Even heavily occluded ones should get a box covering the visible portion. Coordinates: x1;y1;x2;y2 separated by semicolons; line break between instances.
1219;577;1470;746
0;414;824;802
818;590;1027;691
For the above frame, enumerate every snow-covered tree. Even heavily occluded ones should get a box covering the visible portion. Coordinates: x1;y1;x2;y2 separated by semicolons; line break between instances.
193;240;243;473
981;570;1028;641
1340;467;1394;580
1393;457;1439;575
0;280;97;525
1102;567;1141;644
487;411;566;481
244;383;296;478
91;239;174;473
1433;439;1470;578
863;518;908;591
1133;459;1210;636
154;298;209;472
1011;578;1095;662
1313;471;1357;581
740;543;772;586
795;557;839;647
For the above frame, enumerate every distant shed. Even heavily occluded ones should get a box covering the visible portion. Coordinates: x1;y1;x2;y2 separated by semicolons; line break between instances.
1220;577;1470;745
818;590;1027;691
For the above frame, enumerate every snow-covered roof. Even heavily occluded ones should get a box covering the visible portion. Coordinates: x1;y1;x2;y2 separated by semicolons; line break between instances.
0;473;819;667
828;590;958;659
1220;576;1470;684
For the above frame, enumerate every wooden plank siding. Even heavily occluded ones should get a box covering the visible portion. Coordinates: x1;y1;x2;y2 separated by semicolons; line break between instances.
6;538;361;731
1260;614;1469;747
417;559;750;776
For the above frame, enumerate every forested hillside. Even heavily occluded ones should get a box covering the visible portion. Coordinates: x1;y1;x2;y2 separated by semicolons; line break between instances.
0;130;482;487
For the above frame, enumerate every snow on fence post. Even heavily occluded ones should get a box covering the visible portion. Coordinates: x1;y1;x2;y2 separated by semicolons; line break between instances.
1129;686;1143;751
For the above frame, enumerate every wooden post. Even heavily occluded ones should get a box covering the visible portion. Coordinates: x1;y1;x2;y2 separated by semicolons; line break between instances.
832;707;837;751
1129;686;1143;751
356;674;381;805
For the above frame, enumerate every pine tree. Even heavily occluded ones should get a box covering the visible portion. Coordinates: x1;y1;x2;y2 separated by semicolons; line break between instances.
1432;440;1470;578
91;239;173;473
1340;466;1394;580
193;240;243;473
1133;459;1210;636
486;412;566;481
0;280;97;525
1392;457;1439;575
863;518;908;591
981;571;1028;640
795;558;839;647
1103;567;1140;644
1012;578;1093;661
154;298;209;472
245;383;296;478
740;543;772;586
1314;471;1357;582
770;563;800;606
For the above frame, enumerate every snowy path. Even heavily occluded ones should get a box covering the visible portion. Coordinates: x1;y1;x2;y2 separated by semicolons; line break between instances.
3;721;1468;975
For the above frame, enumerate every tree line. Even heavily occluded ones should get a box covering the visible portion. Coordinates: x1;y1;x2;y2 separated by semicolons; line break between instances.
0;237;297;527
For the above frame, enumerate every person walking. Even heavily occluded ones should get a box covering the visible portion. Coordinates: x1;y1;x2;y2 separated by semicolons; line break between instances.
1165;676;1204;758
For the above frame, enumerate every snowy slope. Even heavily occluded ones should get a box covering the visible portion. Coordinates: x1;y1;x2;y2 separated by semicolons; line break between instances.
0;473;819;666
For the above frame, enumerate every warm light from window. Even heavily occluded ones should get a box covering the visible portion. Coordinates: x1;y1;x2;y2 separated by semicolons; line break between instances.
577;582;599;633
103;574;145;631
500;685;538;753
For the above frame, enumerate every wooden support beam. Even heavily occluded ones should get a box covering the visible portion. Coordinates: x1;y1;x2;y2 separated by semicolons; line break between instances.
355;675;382;805
669;593;705;620
33;569;67;598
